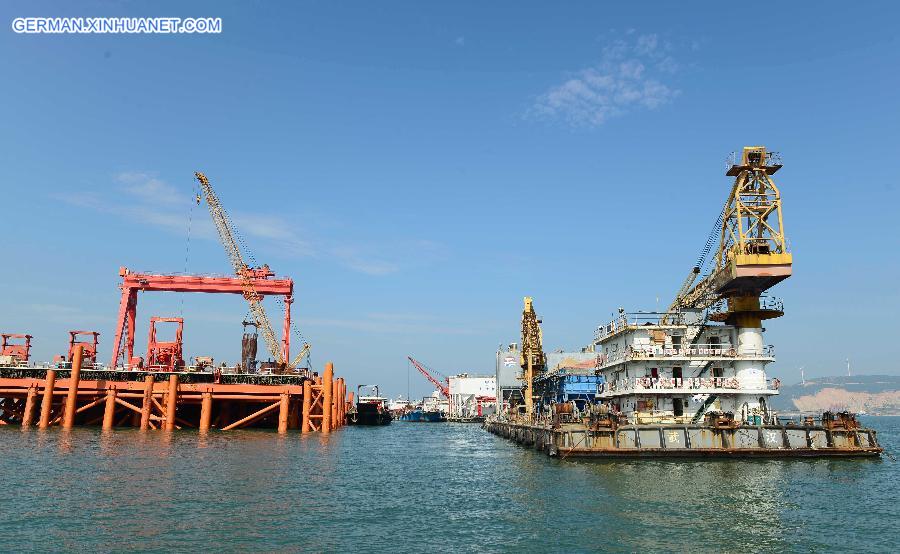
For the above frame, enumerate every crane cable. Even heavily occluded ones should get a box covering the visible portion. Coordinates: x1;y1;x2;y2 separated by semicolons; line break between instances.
205;181;310;364
181;180;198;319
695;206;725;276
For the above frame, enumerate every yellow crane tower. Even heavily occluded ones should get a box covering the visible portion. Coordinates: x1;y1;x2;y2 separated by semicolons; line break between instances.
520;296;546;417
668;146;792;326
195;172;311;370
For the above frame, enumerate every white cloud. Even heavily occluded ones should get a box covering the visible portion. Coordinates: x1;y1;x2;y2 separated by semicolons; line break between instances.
531;33;681;127
54;173;437;277
116;172;189;205
329;246;399;276
231;213;314;258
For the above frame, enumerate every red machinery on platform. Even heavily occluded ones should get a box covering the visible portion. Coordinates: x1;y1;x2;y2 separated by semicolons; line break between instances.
67;331;100;365
1;333;32;363
145;317;184;370
110;266;294;368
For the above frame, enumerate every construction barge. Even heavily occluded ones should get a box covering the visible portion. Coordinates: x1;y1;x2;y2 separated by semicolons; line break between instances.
488;147;883;459
0;172;352;434
0;320;349;433
0;362;348;433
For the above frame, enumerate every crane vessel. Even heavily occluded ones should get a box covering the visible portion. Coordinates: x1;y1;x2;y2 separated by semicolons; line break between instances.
486;146;883;458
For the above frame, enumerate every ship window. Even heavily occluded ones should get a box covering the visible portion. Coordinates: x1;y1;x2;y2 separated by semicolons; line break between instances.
673;367;682;379
650;367;658;379
673;398;684;417
709;336;720;347
672;335;682;349
713;367;723;378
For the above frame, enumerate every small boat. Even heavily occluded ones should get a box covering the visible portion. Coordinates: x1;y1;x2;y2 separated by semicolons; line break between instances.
397;393;447;422
397;408;446;422
347;385;392;426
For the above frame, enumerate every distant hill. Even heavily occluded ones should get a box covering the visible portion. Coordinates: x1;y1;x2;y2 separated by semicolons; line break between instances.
770;375;900;414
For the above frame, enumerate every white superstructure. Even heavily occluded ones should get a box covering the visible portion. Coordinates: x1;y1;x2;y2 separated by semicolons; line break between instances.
593;310;779;425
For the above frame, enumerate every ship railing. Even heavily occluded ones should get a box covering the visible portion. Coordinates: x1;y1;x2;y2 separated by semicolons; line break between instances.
598;344;774;368
627;344;737;358
633;410;782;426
594;312;683;342
602;376;742;394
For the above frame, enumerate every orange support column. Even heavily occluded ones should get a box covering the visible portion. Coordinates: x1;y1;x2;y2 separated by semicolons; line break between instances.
102;387;117;430
322;363;333;434
301;380;312;433
339;379;345;427
21;385;37;427
62;345;84;429
278;392;290;433
165;374;178;431
39;370;57;428
342;381;348;425
199;391;213;432
140;375;155;430
331;379;338;430
336;378;343;427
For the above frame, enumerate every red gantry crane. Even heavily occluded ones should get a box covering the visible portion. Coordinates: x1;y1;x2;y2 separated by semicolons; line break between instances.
407;356;449;398
110;172;309;369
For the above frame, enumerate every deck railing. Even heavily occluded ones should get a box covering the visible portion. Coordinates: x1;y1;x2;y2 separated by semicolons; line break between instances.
602;376;742;394
598;344;775;368
594;312;683;342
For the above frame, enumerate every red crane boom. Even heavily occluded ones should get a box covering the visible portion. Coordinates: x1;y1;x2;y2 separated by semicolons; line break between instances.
407;356;449;398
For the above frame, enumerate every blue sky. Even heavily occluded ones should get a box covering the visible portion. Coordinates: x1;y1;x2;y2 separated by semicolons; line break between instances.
1;1;898;398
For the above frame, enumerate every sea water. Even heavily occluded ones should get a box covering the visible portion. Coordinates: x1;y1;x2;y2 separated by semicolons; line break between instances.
0;417;897;552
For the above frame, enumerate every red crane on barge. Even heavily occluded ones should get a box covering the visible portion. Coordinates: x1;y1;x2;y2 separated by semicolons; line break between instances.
110;172;310;370
407;356;449;398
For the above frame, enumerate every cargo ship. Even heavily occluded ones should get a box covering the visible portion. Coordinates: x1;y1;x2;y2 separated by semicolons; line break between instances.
486;147;883;458
347;385;392;426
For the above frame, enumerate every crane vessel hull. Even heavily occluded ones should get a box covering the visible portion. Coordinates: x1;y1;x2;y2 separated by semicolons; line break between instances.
484;419;882;458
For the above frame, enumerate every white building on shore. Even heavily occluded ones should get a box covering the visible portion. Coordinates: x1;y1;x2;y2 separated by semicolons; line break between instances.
448;374;496;420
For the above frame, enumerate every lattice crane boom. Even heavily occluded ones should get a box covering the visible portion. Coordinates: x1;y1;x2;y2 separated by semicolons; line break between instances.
289;342;311;369
407;356;449;398
520;296;546;416
668;146;792;323
195;172;285;366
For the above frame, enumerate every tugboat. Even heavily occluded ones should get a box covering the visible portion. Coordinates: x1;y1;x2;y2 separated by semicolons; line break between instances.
347;385;392;426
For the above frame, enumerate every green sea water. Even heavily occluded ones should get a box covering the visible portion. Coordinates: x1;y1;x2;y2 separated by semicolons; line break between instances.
0;417;896;552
